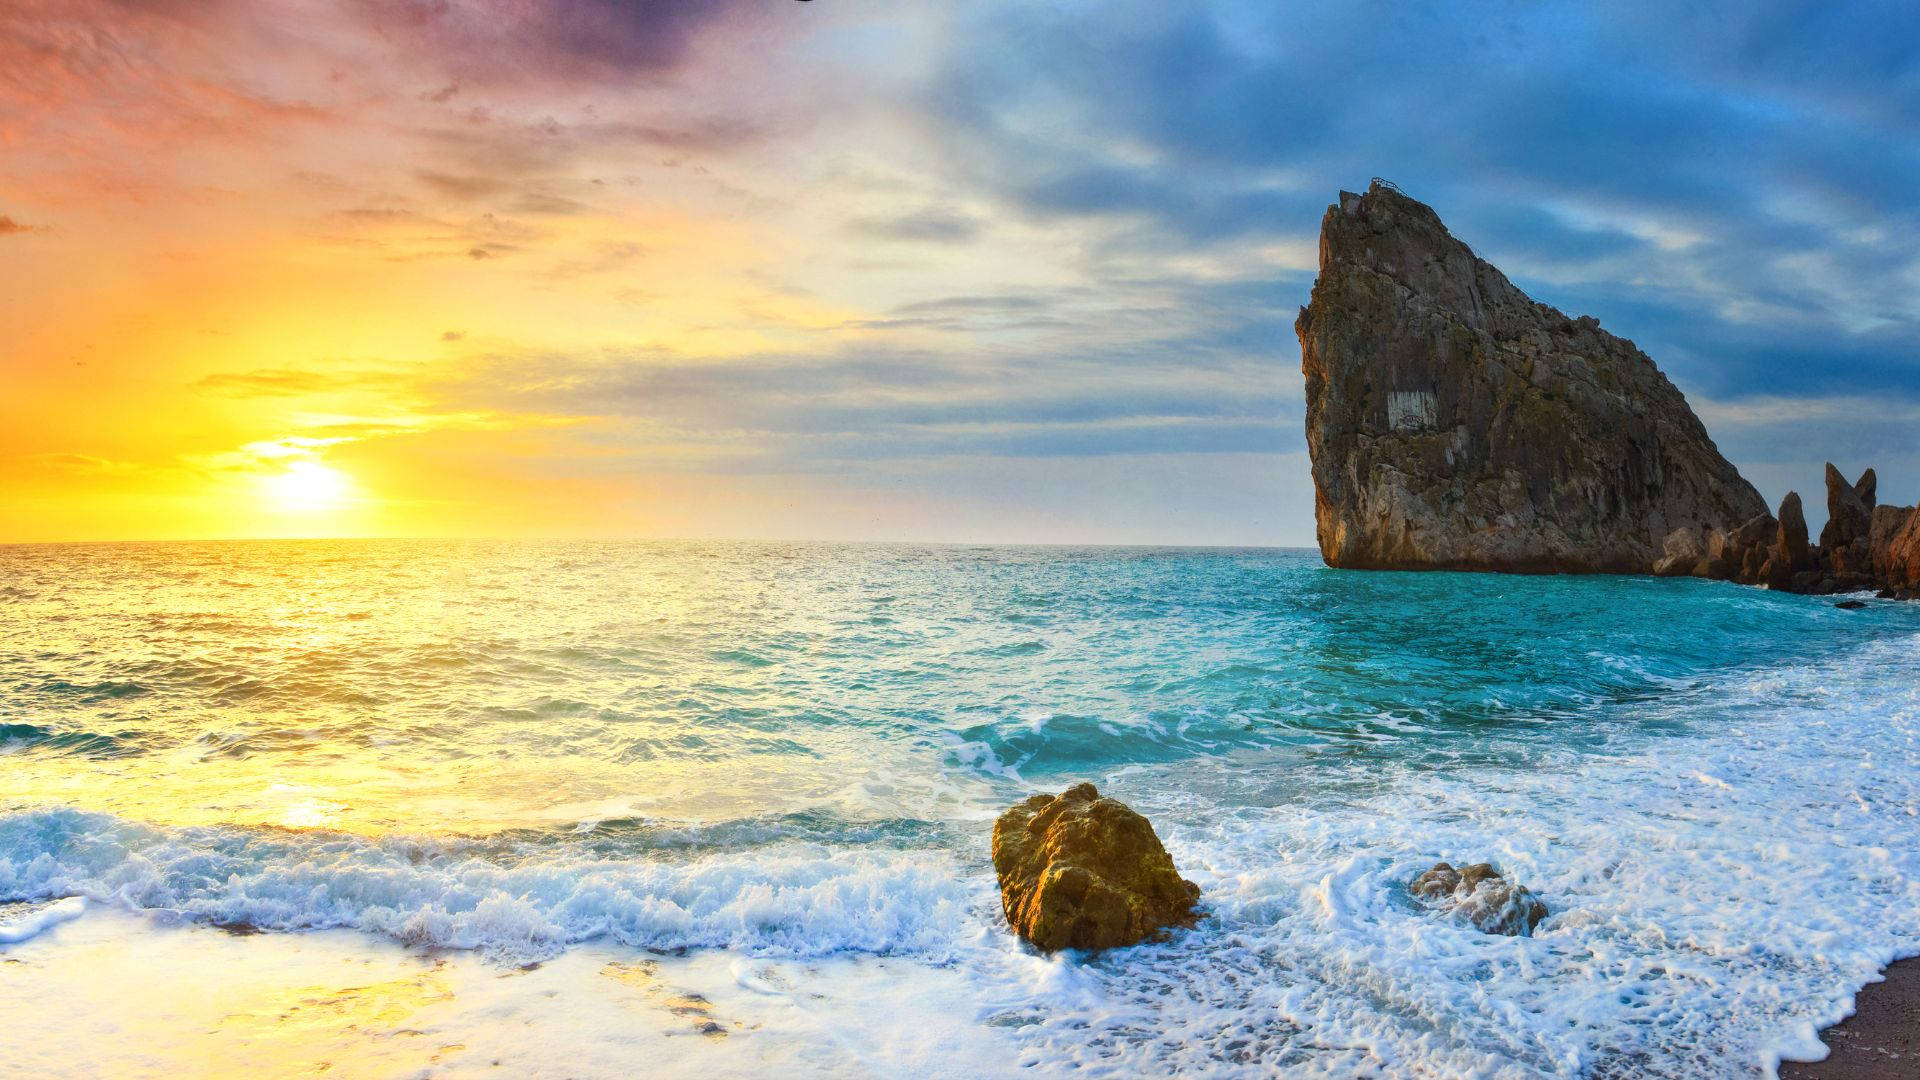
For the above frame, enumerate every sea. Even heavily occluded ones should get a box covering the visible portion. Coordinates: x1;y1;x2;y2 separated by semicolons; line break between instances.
1;541;1916;1078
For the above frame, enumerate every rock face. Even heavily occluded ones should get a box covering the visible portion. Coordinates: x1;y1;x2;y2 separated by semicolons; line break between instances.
1746;463;1920;597
1297;180;1768;573
991;783;1199;952
1874;506;1920;594
1409;861;1549;936
1820;464;1875;574
1776;492;1811;575
1294;181;1920;601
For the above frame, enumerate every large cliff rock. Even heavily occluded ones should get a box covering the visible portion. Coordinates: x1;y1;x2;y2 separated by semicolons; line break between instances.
1296;181;1769;573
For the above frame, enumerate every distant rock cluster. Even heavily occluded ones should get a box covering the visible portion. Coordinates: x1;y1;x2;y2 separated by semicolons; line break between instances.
1297;180;1919;600
1687;463;1920;598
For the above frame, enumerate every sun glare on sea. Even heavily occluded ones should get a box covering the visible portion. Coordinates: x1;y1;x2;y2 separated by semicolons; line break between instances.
261;460;354;512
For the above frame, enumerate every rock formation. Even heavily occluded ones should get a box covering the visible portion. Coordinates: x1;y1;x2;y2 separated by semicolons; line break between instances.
991;783;1199;952
1297;180;1920;600
1872;503;1920;590
1776;492;1811;575
1717;464;1920;598
1819;465;1874;574
1409;861;1548;937
1297;180;1768;573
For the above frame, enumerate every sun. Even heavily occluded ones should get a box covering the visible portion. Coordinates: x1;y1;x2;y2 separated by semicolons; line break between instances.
261;459;353;512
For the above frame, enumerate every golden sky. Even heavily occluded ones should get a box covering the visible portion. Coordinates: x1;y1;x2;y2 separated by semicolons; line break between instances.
1;1;1311;543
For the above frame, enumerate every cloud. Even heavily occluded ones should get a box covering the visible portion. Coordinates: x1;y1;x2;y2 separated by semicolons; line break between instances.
351;0;756;85
511;191;590;215
196;368;400;397
544;241;647;279
0;0;338;161
416;170;509;200
848;293;1071;333
912;0;1920;420
0;215;39;234
413;333;1291;475
25;452;143;475
891;295;1052;316
847;207;985;244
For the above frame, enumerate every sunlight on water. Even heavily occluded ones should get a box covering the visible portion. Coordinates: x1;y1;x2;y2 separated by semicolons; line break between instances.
7;539;1896;834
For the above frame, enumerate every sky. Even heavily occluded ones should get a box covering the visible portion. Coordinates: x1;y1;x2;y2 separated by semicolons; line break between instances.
3;0;1917;544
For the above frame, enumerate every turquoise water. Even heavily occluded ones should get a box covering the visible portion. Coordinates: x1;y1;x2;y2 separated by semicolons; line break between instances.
2;542;1918;1076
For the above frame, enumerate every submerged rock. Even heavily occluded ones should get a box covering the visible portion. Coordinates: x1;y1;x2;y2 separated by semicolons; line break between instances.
1409;861;1548;937
1834;599;1868;610
991;783;1199;952
1296;180;1767;573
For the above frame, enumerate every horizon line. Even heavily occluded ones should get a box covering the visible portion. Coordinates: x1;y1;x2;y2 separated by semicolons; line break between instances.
0;535;1324;552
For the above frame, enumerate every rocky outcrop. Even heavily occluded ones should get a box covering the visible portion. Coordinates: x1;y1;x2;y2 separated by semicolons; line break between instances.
1409;861;1548;936
1297;181;1769;573
1820;464;1875;565
1735;464;1920;597
1297;180;1918;599
991;783;1199;952
1872;504;1920;587
1777;492;1811;575
1869;504;1920;598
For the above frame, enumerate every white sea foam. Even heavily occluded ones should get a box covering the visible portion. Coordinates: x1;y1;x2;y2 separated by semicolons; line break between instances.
0;820;988;964
0;895;86;944
988;630;1920;1077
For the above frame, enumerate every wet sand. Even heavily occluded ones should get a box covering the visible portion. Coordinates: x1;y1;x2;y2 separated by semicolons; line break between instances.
0;907;1020;1079
1781;958;1919;1080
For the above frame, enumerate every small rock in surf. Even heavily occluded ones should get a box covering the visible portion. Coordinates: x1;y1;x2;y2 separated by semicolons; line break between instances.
992;782;1199;952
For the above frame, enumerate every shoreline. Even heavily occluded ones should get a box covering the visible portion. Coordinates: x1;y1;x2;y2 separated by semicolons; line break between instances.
9;907;1916;1078
1781;957;1920;1079
0;906;1022;1079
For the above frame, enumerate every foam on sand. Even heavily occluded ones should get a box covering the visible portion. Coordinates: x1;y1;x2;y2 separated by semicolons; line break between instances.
0;895;85;944
0;906;1027;1080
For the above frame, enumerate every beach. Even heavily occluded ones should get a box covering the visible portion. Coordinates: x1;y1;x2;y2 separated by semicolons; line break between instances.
1784;958;1920;1080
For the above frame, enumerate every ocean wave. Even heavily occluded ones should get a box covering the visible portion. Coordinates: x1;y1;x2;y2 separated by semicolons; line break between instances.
0;896;86;944
0;722;143;758
34;679;150;701
0;809;983;964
